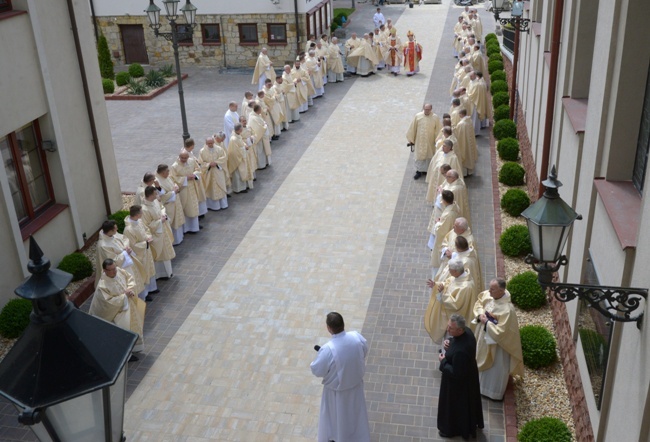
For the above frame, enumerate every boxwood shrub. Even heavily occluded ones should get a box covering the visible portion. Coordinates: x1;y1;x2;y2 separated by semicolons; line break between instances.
494;104;511;123
501;189;530;217
102;78;115;94
490;70;506;82
488;53;503;64
488;60;504;74
507;271;546;309
116;71;131;86
497;137;520;161
499;224;531;256
57;252;94;281
492;91;509;109
485;33;498;42
494;119;517;140
108;210;130;234
128;63;145;78
518;417;571;442
520;325;557;369
490;80;509;95
499;161;526;186
0;298;32;339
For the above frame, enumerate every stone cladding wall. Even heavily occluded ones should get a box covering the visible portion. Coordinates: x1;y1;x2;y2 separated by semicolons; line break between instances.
96;14;305;68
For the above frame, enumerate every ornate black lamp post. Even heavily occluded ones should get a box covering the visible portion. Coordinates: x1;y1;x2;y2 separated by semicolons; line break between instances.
522;167;648;328
0;238;137;441
492;0;530;120
145;0;197;141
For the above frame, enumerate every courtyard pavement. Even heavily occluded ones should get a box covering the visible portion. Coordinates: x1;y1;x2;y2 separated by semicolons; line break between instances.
0;1;503;441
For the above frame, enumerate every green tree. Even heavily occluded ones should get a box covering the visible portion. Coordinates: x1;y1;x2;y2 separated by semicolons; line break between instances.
97;35;115;80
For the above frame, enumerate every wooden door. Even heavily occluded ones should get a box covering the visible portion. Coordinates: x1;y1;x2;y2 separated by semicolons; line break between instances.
120;25;149;65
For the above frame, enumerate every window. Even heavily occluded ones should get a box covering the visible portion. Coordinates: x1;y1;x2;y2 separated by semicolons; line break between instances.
174;24;194;45
0;121;55;227
238;24;258;44
0;0;12;13
267;23;287;44
633;64;650;193
201;24;221;44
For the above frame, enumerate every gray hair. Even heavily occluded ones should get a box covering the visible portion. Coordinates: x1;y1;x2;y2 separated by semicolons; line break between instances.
450;314;466;329
448;258;464;274
215;131;225;141
455;217;469;231
493;278;507;290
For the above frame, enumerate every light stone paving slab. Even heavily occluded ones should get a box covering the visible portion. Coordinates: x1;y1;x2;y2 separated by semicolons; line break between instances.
124;6;450;441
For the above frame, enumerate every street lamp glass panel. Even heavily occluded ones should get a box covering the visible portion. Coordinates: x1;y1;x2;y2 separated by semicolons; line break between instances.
110;369;127;441
180;0;197;26
493;0;506;11
145;0;161;27
512;1;524;16
526;220;570;263
162;0;179;19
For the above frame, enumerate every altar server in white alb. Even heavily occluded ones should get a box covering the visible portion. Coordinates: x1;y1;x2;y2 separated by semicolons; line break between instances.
311;312;371;442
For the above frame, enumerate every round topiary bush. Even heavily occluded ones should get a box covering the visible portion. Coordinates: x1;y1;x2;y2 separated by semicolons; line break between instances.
497;137;520;161
494;104;511;123
499;161;526;186
488;60;505;74
116;71;131;86
487;46;501;58
490;80;509;95
128;63;145;78
499;224;531;256
102;78;115;94
520;325;557;369
507;271;546;309
108;210;130;234
501;188;530;217
518;417;571;442
494;118;517;140
488;53;503;64
0;298;32;339
492;91;509;109
57;253;94;282
490;70;506;82
485;33;498;42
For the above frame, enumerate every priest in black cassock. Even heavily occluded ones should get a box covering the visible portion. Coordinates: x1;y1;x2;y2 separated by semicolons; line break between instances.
437;314;484;440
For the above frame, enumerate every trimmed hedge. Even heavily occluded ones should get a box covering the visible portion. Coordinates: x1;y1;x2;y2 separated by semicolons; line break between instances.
494;119;517;140
57;253;94;282
501;189;530;217
490;70;506;82
488;53;503;64
0;298;32;339
492;91;510;109
499;224;532;256
520;325;557;369
507;271;545;309
499;161;526;186
108;210;130;234
490;80;509;95
518;417;571;442
485;33;498;42
128;63;145;78
116;71;131;86
497;137;520;161
102;78;115;94
494;104;511;123
488;60;504;74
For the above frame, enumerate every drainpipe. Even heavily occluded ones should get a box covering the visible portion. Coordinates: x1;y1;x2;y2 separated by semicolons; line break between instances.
294;0;300;58
538;0;565;198
66;0;112;217
219;14;227;68
88;0;99;41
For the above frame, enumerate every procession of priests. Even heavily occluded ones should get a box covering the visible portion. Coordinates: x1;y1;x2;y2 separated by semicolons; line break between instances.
86;5;522;440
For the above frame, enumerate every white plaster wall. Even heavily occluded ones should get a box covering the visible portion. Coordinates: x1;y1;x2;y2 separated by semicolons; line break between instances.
91;0;324;17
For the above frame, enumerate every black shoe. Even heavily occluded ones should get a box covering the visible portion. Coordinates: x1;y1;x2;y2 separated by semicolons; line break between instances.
149;289;160;294
271;136;280;140
438;431;451;438
145;295;154;302
414;171;423;180
227;194;231;198
199;225;203;230
198;215;205;219
128;355;139;362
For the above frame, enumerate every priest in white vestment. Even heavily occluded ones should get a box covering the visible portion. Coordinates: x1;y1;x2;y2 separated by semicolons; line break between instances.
223;102;240;149
406;103;441;180
473;279;524;400
156;164;185;245
170;150;202;233
89;259;144;357
141;185;176;279
252;47;276;91
199;135;229;211
123;205;157;301
328;37;345;83
311;312;371;442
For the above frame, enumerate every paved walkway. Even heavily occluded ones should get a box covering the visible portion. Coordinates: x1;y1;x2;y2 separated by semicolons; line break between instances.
0;2;502;441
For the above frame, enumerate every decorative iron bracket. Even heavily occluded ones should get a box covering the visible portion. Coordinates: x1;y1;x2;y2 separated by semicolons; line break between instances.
526;255;648;328
498;17;530;33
